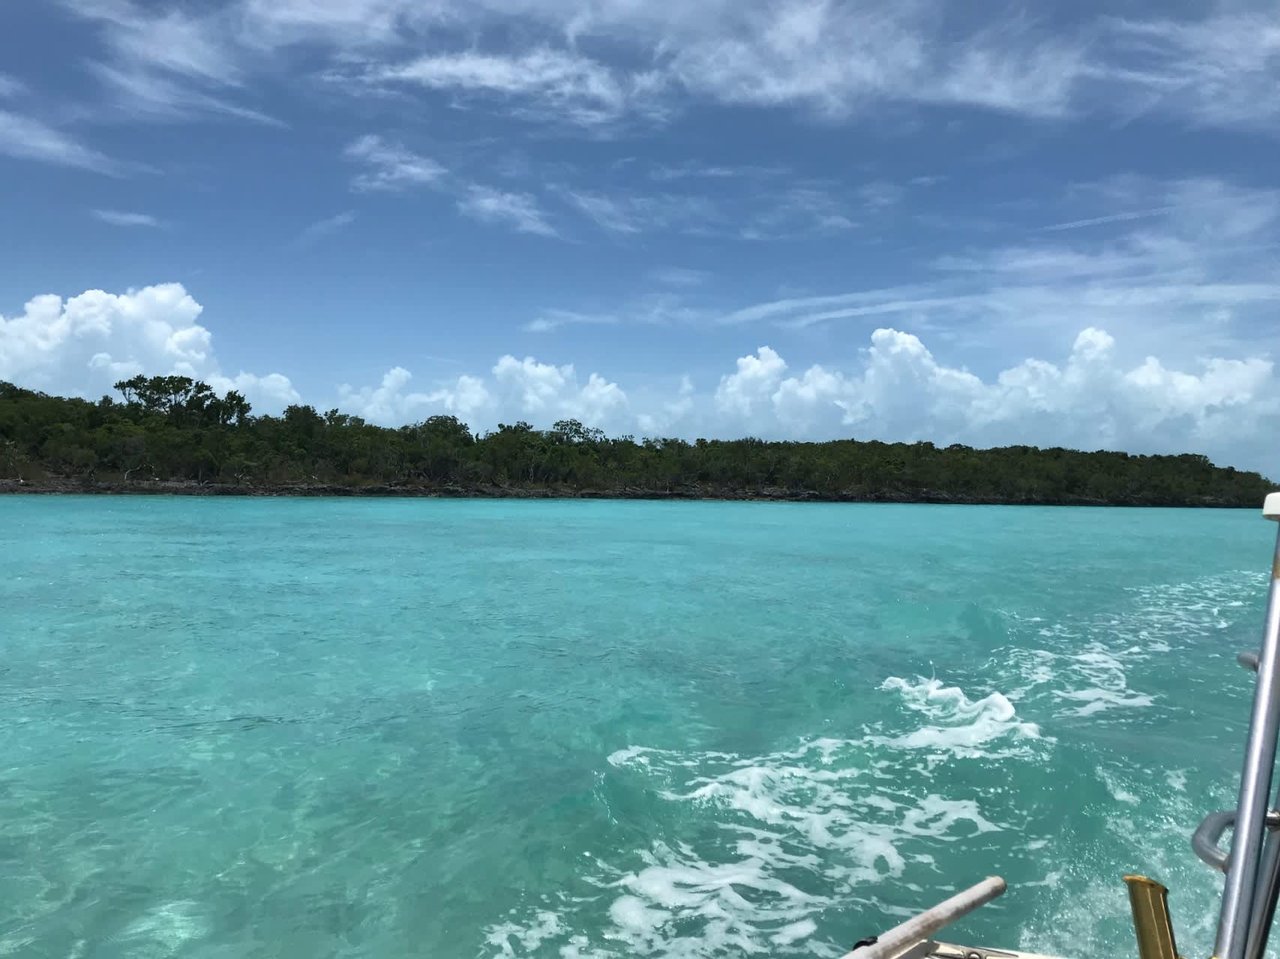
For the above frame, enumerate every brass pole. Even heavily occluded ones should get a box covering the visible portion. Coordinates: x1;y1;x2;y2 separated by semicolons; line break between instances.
1124;875;1183;959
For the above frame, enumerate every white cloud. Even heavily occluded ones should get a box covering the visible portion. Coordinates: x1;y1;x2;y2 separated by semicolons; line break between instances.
332;326;1279;474
650;0;1091;120
87;62;280;124
636;375;695;435
0;72;27;98
740;185;855;239
556;182;854;240
338;367;427;423
0;109;124;174
0;283;297;411
715;346;788;418
1042;208;1173;232
207;371;300;407
238;0;435;48
650;267;710;287
292;210;356;247
64;0;277;123
92;209;161;227
717;286;935;326
68;0;242;84
55;0;1280;134
700;327;1280;472
563;191;644;234
373;48;629;126
5;281;1274;472
526;294;703;332
428;374;492;418
857;180;905;211
648;162;784;182
342;135;560;237
717;175;1280;360
522;309;617;334
343;135;445;191
342;135;559;238
338;356;627;429
337;367;495;425
1103;14;1280;131
457;185;557;237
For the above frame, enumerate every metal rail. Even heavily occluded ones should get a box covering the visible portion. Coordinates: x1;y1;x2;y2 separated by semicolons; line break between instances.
1213;494;1280;959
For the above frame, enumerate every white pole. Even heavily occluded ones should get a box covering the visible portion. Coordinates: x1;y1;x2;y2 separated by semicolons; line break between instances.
843;877;1007;959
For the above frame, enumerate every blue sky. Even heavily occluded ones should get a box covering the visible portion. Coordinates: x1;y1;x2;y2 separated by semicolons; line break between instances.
1;0;1278;473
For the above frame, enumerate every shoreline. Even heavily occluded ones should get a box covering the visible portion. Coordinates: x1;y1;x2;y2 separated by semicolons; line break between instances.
0;478;1255;508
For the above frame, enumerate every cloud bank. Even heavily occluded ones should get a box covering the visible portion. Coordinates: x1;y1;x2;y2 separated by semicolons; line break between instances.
53;0;1280;136
3;283;1275;476
0;284;299;410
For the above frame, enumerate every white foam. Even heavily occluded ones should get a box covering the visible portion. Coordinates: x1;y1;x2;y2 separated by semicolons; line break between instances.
773;919;818;945
486;569;1269;959
1056;687;1155;717
486;910;565;956
877;677;1043;760
491;733;1015;957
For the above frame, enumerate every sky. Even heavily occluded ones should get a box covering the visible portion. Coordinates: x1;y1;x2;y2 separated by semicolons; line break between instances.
1;0;1278;475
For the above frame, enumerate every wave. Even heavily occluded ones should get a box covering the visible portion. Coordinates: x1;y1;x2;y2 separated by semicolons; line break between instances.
484;676;1040;957
875;677;1043;759
481;570;1262;958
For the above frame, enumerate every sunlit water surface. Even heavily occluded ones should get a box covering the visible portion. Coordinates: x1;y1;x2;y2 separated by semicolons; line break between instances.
0;498;1270;958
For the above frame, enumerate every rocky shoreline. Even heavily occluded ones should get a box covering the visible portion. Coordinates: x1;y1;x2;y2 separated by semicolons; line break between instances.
0;477;1251;507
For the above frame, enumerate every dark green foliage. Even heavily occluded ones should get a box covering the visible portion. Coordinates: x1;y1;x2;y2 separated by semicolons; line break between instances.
0;378;1271;505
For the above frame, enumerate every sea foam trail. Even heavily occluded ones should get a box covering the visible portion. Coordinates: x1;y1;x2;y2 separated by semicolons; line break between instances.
481;570;1266;958
1002;571;1261;721
876;677;1043;757
988;571;1265;959
483;678;1039;958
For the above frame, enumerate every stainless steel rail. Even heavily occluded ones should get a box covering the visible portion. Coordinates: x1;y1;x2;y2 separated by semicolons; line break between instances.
1212;494;1280;959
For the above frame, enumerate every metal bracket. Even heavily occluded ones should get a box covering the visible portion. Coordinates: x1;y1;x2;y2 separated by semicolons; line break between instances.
1193;810;1280;872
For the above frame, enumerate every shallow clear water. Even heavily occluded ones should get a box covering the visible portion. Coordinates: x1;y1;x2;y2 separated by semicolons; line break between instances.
0;497;1272;958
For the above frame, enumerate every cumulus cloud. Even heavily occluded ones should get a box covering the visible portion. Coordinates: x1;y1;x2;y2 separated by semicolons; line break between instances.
715;346;788;418
702;328;1279;472
337;356;628;430
636;375;695;435
336;367;494;425
0;283;298;411
332;325;1277;473
3;283;1275;474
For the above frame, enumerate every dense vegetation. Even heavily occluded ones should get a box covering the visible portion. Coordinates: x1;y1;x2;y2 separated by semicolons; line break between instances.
0;376;1272;506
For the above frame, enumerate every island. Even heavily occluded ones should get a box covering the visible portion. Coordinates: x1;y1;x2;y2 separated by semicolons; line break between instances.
0;376;1271;506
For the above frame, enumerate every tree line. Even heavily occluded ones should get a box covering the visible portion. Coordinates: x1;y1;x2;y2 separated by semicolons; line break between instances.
0;375;1272;506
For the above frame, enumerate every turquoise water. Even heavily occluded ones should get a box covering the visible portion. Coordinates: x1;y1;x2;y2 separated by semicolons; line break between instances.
0;498;1273;958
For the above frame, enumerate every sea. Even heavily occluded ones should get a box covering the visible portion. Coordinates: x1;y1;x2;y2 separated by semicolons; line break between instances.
0;497;1274;958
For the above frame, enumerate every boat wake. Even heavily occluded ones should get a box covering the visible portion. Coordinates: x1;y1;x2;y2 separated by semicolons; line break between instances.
484;681;1038;958
482;570;1261;958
